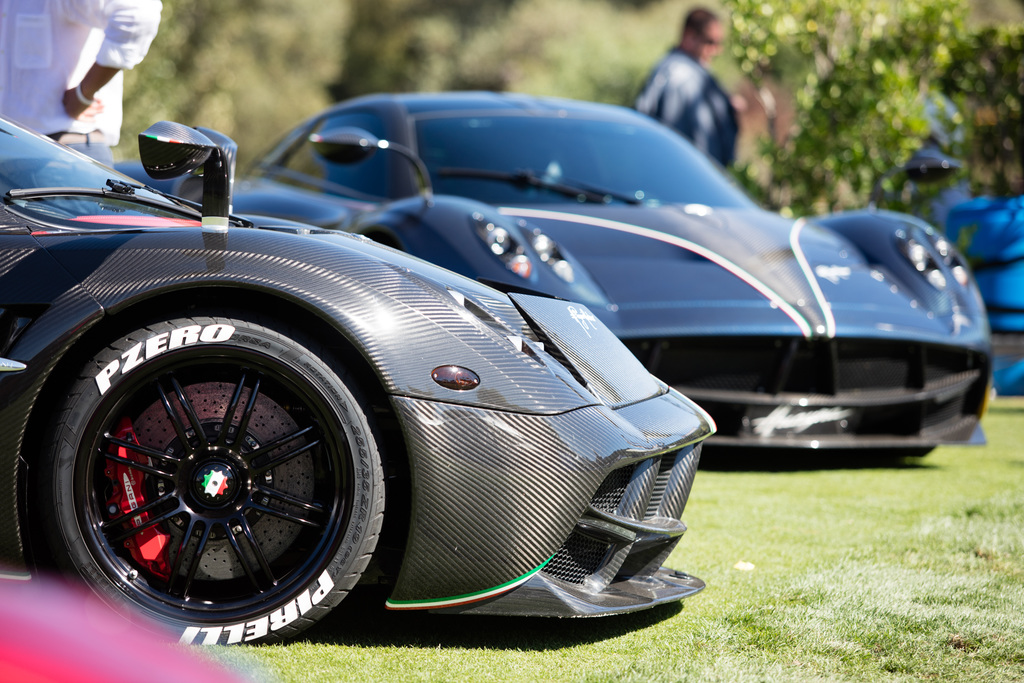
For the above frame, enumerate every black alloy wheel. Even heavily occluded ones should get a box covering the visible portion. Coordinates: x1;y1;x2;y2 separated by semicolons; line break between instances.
37;314;384;644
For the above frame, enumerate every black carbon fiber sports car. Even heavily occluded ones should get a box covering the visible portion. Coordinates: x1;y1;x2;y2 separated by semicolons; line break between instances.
204;92;992;455
0;116;714;645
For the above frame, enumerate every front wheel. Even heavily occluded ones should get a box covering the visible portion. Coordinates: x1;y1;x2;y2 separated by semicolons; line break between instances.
37;314;384;644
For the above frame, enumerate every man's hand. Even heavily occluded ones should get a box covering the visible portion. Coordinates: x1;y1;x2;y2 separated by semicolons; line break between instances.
62;87;105;121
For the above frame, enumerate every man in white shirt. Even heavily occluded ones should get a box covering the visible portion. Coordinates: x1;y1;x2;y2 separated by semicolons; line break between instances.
0;0;162;165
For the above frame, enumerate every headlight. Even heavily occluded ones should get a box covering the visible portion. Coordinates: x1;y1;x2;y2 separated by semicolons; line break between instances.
530;229;575;283
472;211;533;279
932;236;971;287
471;212;576;284
904;239;930;272
484;225;513;256
906;237;947;288
531;232;556;260
507;253;532;278
896;229;948;290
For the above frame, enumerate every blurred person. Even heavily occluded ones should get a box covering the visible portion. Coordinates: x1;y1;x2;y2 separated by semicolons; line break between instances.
635;6;739;166
0;0;162;166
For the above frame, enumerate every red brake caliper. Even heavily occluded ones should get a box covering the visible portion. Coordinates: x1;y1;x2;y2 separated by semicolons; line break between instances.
104;417;172;581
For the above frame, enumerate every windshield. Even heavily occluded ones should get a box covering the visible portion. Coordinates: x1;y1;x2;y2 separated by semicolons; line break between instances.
0;119;193;229
414;113;756;208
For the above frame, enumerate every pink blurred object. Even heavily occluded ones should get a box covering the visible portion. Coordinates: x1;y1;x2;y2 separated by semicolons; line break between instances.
0;574;251;683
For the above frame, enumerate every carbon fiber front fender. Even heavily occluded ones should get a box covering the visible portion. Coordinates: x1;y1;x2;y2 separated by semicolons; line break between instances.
386;387;712;610
6;224;677;574
39;227;601;414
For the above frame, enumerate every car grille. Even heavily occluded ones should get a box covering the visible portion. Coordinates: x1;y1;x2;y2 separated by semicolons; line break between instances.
543;444;701;585
625;336;989;445
544;533;608;585
589;466;633;514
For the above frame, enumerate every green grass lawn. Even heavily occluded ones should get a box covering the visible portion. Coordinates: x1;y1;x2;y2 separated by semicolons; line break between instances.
209;397;1024;682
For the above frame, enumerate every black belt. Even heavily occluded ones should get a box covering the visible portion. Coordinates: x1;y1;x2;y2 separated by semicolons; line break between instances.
49;131;106;145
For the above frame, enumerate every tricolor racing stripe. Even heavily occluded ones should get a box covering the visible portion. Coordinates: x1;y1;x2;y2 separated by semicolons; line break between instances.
789;216;837;337
385;557;551;611
500;207;825;338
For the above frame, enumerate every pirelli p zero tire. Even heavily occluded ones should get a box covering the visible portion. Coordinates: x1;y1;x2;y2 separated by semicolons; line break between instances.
37;314;385;645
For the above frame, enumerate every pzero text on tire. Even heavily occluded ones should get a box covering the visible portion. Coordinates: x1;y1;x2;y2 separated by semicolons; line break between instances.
37;314;385;645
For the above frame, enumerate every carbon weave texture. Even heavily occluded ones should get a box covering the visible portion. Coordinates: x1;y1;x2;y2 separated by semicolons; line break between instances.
653;444;702;520
64;229;593;414
388;387;712;602
388;398;614;601
510;293;662;408
0;248;35;288
0;270;106;571
615;456;662;521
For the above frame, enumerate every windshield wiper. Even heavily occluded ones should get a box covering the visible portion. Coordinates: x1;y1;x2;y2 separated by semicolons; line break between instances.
438;167;641;205
6;181;200;215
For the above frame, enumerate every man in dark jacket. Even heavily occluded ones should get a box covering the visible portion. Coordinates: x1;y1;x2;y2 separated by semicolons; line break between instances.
635;7;738;166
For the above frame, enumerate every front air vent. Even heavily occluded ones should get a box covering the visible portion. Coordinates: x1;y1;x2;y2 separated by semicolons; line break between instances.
0;307;38;356
644;456;675;520
628;336;985;397
589;465;634;514
543;531;610;584
516;311;590;388
543;445;701;587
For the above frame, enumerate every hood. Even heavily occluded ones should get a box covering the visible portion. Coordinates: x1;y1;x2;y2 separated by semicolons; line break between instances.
499;203;983;346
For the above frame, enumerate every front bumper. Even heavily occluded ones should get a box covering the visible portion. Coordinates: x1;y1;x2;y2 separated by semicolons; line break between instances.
386;387;712;615
627;335;990;449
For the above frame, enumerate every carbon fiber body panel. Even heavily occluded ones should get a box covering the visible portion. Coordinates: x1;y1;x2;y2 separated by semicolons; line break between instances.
37;229;600;414
510;292;662;407
387;388;711;609
455;567;704;617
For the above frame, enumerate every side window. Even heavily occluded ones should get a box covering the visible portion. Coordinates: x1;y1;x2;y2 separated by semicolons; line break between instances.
277;112;390;200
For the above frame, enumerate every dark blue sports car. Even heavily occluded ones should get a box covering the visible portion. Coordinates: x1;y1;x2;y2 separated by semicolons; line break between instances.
137;92;993;454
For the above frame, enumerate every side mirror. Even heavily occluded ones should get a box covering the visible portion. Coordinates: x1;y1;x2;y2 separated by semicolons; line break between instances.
138;121;213;179
310;127;433;202
869;147;962;210
309;127;380;164
138;121;236;232
902;147;961;184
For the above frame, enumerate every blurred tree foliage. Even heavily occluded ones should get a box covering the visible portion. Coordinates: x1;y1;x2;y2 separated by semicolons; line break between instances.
939;25;1024;198
120;0;1022;216
120;0;348;166
336;0;679;106
723;0;1024;217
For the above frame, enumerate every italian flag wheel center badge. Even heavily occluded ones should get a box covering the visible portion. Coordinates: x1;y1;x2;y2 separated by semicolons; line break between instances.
194;462;237;506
